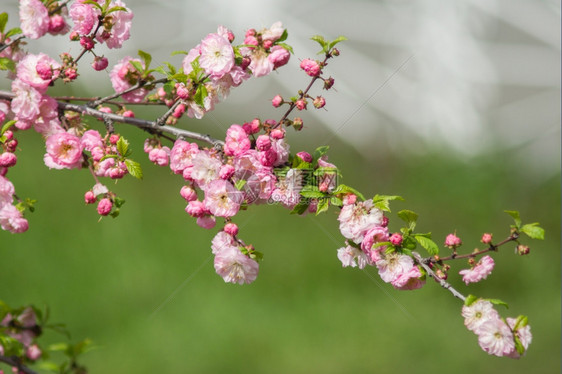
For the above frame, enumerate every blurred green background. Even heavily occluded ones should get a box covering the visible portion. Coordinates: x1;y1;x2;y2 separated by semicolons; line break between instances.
1;0;561;373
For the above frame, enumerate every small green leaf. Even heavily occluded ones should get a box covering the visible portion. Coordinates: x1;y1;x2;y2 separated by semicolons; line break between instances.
116;136;129;157
37;361;61;373
138;50;152;71
311;35;327;48
49;343;70;352
316;198;330;215
330;196;343;207
300;190;326;199
464;294;478;306
113;196;126;208
109;208;120;218
171;50;188;56
414;234;439;256
333;184;365;201
312;145;330;162
125;159;143;179
520;223;545;240
5;27;22;39
83;0;103;11
1;120;16;135
290;201;309;215
0;57;10;73
194;84;208;108
397;209;418;231
514;335;525;355
277;29;289;43
372;194;404;212
129;60;144;73
234;179;246;191
0;13;8;34
73;338;94;356
106;6;128;14
328;36;348;50
486;298;509;309
401;235;417;250
276;42;294;54
513;315;529;330
504;210;522;228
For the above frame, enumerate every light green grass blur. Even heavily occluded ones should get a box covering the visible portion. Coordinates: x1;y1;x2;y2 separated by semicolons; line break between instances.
0;116;559;373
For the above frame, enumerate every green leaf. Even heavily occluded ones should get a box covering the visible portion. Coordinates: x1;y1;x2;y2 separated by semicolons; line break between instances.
514;335;525;356
113;196;126;208
0;13;8;34
312;145;330;162
83;0;103;11
49;343;70;352
138;50;152;71
290;201;309;215
372;194;404;212
1;120;16;135
520;223;545;240
109;208;120;218
276;42;294;54
311;35;327;49
464;294;478;306
125;159;143;179
486;298;509;309
397;209;418;231
330;196;343;207
106;6;128;14
37;361;61;373
171;50;188;56
316;198;330;215
129;60;144;73
5;27;22;39
504;210;522;228
300;190;326;199
414;234;439;256
277;28;289;43
234;179;246;191
328;36;348;49
72;338;94;356
513;315;529;330
313;167;340;177
401;235;417;250
333;184;365;201
194;84;208;108
116;136;130;157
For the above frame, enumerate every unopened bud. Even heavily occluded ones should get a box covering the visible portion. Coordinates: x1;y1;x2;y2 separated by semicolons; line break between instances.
516;244;530;256
481;233;493;244
292;117;303;131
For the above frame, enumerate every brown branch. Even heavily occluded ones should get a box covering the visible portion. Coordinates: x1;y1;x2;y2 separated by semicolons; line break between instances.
0;355;39;374
412;252;467;302
432;232;519;263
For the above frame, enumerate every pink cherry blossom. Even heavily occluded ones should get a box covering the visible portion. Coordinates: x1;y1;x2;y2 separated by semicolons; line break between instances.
0;176;15;207
211;231;236;254
300;58;321;77
92;56;109;71
391;265;425;290
444;233;462;248
148;146;171;167
199;33;234;78
97;198;112;216
262;22;284;42
102;1;133;49
44;132;83;170
338;200;384;244
506;317;532;358
69;2;98;35
109;57;148;103
376;252;414;284
476;318;515;357
182;45;201;75
0;204;29;233
48;14;69;35
296;151;312;163
270;169;303;208
224;124;251;156
81;130;103;152
191;151;223;188
26;344;41;361
249;52;274;77
459;255;495;285
360;226;388;263
271;138;290;166
337;245;368;269
214;246;259;285
268;46;290;69
169;139;199;175
19;0;49;39
204;179;243;218
196;215;216;229
223;223;238;236
185;200;206;217
461;299;500;332
0;153;16;168
11;80;42;122
180;185;198;202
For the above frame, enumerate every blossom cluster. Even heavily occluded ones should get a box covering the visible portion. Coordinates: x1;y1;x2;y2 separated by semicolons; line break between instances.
0;307;42;363
462;299;532;358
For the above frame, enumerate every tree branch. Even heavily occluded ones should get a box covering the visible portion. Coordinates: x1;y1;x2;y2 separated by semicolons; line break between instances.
412;251;466;302
0;90;224;147
0;354;39;374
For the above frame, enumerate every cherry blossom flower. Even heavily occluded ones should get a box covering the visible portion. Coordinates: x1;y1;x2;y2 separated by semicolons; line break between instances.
391;265;425;290
506;317;532;358
81;130;104;152
191;151;223;188
102;0;133;49
204;179;243;218
214;246;259;285
19;0;49;39
268;46;290;69
476;318;515;357
0;176;15;208
170;140;199;175
11;80;42;123
337;245;368;269
461;299;500;332
199;33;235;78
0;204;29;233
376;252;415;284
109;57;148;103
459;255;495;285
16;53;61;92
44;132;83;170
69;2;98;35
211;231;237;254
224;124;251;157
338;199;384;244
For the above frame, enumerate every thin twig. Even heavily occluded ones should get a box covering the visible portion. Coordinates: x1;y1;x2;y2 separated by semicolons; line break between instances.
87;78;168;108
0;35;25;54
0;355;39;374
413;251;466;302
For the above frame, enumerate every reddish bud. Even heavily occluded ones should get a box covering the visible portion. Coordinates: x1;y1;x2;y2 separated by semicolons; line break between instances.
292;117;303;131
270;129;285;139
323;76;335;90
109;134;120;144
97;198;113;216
271;95;283;108
517;244;530;256
84;190;97;204
91;56;109;71
313;96;326;109
295;99;307;111
481;233;493;244
80;36;95;50
389;233;403;246
122;110;135;118
0;152;17;167
444;234;462;248
224;222;239;236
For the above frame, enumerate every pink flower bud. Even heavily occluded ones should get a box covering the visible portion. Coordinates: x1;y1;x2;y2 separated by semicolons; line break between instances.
36;61;53;81
444;234;462;248
80;36;95;50
323;76;335;90
5;139;17;153
343;194;357;205
175;83;190;100
517;244;530;256
271;95;283;108
244;35;258;47
295;99;307;111
313;96;326;109
92;56;109;71
186;200;206;217
389;233;403;246
481;233;493;244
224;222;238;236
109;134;120;144
84;190;96;204
69;31;79;41
172;103;186;119
48;14;66;34
0;152;17;167
381;216;389;227
122;110;135;118
26;345;41;361
270;129;285;140
91;146;104;161
262;40;273;49
292;117;303;131
226;31;235;43
300;58;321;77
219;164;235;180
245;29;256;37
258;149;277;167
97;198;112;216
242;118;260;135
255;135;271;151
180;185;198;201
64;68;78;80
3;130;13;141
296;151;312;163
268;46;290;69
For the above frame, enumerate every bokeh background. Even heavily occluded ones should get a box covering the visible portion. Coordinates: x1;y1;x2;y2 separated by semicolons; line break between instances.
1;0;560;373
